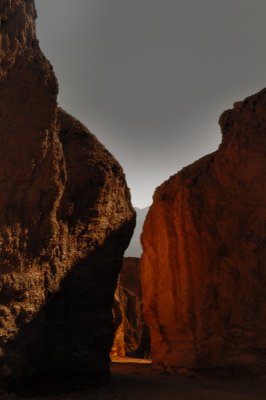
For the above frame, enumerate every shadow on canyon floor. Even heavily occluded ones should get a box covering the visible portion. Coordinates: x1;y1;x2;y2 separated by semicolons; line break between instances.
9;360;266;400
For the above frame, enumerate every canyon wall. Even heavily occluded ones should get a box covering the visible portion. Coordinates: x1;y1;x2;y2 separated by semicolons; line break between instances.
141;89;266;372
0;0;135;391
111;257;150;359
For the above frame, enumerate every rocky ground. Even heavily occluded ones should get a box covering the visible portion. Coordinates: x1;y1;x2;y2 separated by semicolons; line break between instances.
3;359;265;400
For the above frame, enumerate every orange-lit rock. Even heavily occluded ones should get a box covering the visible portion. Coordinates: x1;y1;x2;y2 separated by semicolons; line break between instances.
0;0;134;391
111;285;142;359
111;258;150;359
141;89;266;372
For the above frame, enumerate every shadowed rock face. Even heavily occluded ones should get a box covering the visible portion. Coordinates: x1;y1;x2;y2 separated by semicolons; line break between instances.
0;0;135;391
111;258;150;359
120;257;142;299
141;89;266;372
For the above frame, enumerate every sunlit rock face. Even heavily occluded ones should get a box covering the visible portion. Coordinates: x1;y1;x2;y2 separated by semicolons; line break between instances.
141;89;266;372
0;0;135;391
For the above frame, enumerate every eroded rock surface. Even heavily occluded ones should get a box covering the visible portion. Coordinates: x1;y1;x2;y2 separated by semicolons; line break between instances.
0;0;135;391
112;258;150;359
141;89;266;372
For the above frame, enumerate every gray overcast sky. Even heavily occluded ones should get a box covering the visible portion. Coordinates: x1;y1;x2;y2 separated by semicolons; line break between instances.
35;0;266;207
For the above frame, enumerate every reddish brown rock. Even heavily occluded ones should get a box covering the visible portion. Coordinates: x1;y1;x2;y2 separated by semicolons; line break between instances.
141;89;266;372
0;0;135;392
111;258;150;359
111;285;143;359
120;257;142;299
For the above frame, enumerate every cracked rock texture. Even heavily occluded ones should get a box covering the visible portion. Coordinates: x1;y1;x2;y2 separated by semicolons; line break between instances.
141;89;266;372
0;0;135;391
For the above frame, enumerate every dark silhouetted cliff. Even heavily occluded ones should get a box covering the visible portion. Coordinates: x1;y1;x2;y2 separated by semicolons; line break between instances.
0;0;135;392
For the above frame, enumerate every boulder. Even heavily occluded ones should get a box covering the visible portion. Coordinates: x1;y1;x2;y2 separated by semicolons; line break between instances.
141;89;266;373
0;0;135;392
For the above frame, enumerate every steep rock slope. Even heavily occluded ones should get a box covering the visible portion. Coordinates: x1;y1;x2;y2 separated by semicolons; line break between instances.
0;0;135;391
141;89;266;372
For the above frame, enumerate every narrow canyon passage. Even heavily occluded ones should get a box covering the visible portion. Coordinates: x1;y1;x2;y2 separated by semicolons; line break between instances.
1;1;266;397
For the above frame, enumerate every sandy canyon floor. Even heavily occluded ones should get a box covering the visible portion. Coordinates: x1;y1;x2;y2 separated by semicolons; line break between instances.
14;358;265;400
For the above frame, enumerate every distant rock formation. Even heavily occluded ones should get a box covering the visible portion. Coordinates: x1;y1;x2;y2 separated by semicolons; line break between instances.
111;257;150;359
0;0;135;392
141;89;266;373
125;207;149;257
120;257;142;299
